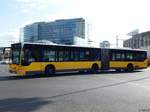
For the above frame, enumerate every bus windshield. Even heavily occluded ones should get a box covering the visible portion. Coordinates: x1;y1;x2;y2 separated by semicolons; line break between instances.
12;49;20;64
11;43;21;65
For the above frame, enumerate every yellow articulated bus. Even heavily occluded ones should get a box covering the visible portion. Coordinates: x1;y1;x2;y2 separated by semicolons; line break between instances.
9;42;148;76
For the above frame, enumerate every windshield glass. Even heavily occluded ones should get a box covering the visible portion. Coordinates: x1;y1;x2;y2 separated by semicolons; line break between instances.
12;49;20;64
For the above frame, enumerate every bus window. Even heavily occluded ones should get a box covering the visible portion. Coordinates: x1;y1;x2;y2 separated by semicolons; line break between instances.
126;53;133;60
70;51;74;61
79;51;85;60
12;49;20;64
140;53;146;60
30;50;39;62
112;53;116;61
90;50;99;61
22;49;40;65
134;52;146;61
79;50;90;61
74;51;79;61
116;54;121;60
64;51;70;61
121;53;125;60
85;51;90;60
43;50;56;62
22;49;32;65
111;52;125;61
58;51;63;61
115;53;125;61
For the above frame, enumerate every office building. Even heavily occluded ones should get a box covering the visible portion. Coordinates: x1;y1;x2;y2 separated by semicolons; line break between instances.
123;31;150;49
23;18;87;46
123;31;150;58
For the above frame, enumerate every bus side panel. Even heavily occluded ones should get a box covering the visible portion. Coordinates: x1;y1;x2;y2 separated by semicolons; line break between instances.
109;61;133;68
41;61;101;71
109;59;148;69
21;61;101;75
133;59;148;69
19;62;42;75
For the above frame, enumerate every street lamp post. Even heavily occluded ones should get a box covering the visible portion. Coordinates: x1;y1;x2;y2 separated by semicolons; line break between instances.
116;35;125;48
116;35;119;48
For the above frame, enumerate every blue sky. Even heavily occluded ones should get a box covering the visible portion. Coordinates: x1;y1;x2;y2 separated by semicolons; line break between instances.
1;0;150;47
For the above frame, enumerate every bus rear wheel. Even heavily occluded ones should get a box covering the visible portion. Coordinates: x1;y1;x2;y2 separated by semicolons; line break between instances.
45;65;55;76
126;64;134;72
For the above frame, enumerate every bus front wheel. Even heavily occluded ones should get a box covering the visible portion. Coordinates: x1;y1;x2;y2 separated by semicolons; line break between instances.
91;64;99;73
45;65;55;76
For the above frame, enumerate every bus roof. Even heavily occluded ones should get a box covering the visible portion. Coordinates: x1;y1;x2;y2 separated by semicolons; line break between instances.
103;47;147;52
14;42;100;49
12;42;147;52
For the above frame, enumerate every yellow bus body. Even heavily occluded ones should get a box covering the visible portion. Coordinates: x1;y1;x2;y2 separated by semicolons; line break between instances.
10;43;148;76
9;61;101;76
9;59;148;76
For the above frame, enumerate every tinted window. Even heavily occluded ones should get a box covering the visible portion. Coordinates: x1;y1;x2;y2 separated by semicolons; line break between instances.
133;52;146;61
79;51;86;60
74;51;79;61
12;49;20;64
58;51;64;61
126;53;133;60
43;50;56;61
90;50;99;61
70;51;74;61
64;51;70;61
110;50;147;61
22;48;40;65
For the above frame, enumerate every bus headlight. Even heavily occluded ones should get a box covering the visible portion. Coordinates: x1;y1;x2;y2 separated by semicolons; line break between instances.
18;68;25;75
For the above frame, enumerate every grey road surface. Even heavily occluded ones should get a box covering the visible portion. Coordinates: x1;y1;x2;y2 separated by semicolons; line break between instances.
0;64;150;112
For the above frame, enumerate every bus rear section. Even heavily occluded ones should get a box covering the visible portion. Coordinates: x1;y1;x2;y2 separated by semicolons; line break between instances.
101;49;148;71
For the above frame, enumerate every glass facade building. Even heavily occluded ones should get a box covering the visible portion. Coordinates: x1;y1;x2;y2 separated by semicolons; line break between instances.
23;18;86;45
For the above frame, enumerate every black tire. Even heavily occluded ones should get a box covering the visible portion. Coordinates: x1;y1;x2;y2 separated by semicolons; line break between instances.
91;64;99;73
127;64;134;72
115;69;121;72
78;70;85;74
45;65;55;76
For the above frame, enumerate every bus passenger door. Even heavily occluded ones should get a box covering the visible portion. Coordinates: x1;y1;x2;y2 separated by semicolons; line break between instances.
101;49;109;70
